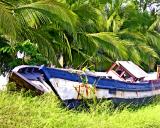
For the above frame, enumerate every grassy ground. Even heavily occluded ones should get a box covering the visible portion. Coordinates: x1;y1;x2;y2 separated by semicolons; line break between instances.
0;91;160;128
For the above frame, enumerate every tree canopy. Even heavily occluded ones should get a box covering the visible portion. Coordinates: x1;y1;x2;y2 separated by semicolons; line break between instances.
0;0;160;73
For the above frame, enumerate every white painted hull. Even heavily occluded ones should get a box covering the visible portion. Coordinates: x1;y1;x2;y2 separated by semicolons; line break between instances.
49;78;160;101
10;65;160;108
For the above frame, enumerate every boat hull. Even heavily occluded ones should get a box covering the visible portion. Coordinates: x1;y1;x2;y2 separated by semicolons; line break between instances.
63;96;154;109
10;65;160;108
9;66;52;94
9;71;42;94
39;66;160;108
111;97;154;106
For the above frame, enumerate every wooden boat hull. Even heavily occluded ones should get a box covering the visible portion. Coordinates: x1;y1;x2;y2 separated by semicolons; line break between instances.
63;97;154;108
9;66;52;94
39;66;160;108
9;71;42;94
111;97;154;106
10;65;160;108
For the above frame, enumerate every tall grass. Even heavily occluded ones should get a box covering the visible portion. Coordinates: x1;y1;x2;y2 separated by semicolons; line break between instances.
0;91;160;128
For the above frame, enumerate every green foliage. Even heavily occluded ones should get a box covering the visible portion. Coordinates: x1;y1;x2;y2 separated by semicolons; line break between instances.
1;91;160;128
0;0;160;72
0;40;48;73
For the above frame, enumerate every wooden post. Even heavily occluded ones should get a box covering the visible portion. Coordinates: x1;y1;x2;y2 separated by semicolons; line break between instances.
106;63;116;72
157;65;160;79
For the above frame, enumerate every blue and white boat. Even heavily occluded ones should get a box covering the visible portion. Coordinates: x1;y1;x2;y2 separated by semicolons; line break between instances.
10;61;160;108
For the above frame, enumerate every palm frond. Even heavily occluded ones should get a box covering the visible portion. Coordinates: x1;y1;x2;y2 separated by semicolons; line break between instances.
70;1;101;33
19;27;58;64
0;1;20;40
87;32;128;60
146;31;160;50
71;47;93;69
148;16;160;31
15;0;78;34
76;33;98;56
118;30;159;67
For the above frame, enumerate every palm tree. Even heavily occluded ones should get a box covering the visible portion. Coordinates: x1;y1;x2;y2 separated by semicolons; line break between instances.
87;0;160;70
0;0;78;65
1;0;160;72
60;0;129;70
118;0;160;70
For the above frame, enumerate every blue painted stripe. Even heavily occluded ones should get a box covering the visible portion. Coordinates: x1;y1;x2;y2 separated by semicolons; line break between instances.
39;66;160;92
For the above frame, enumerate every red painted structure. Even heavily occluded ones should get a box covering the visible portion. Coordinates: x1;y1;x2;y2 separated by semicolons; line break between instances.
107;61;148;82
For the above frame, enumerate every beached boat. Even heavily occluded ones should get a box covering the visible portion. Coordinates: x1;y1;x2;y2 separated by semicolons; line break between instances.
10;61;160;108
9;65;52;94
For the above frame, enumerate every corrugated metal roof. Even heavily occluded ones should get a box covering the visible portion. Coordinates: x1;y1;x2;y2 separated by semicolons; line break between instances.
116;61;148;79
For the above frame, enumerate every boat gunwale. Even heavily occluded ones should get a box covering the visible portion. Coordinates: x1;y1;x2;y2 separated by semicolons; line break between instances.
40;66;160;92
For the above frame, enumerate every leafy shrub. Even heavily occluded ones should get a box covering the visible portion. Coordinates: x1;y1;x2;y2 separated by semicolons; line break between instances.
0;40;48;74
